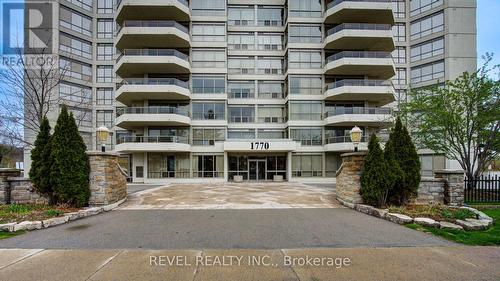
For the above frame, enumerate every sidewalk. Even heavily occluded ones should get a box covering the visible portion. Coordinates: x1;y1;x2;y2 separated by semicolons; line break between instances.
1;246;499;281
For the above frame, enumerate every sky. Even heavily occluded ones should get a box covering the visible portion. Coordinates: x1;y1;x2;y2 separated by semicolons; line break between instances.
477;0;500;71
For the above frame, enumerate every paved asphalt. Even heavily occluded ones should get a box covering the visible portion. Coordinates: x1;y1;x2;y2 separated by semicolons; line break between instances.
0;208;452;249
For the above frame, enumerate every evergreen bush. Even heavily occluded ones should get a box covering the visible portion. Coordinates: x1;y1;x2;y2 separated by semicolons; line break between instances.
360;134;391;207
29;117;55;204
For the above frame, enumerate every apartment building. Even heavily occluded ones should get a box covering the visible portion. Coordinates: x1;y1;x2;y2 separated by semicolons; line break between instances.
23;0;476;183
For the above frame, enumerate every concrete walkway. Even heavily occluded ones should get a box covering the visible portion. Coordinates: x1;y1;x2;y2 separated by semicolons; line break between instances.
0;247;499;281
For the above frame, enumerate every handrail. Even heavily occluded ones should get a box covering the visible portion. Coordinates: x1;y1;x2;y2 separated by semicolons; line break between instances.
116;106;190;117
117;136;189;145
116;78;188;89
323;107;392;118
116;49;188;62
118;20;189;33
325;79;390;90
327;0;390;10
326;51;391;63
326;23;391;36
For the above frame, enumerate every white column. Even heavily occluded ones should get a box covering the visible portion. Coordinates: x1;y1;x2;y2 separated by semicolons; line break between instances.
287;151;292;181
224;151;229;182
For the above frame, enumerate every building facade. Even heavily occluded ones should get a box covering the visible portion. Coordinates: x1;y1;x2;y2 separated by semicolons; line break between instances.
23;0;476;183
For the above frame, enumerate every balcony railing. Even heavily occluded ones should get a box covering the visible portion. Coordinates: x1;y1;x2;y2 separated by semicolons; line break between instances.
325;134;389;144
116;106;190;117
325;79;390;90
326;23;391;36
229;116;255;123
117;49;189;62
116;0;188;9
148;171;191;179
258;92;286;99
116;78;189;90
327;0;390;10
257;117;287;123
118;20;189;33
326;51;391;63
117;135;189;145
323;107;392;118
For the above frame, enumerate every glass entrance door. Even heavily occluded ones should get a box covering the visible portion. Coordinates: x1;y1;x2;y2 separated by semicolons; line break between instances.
249;160;266;180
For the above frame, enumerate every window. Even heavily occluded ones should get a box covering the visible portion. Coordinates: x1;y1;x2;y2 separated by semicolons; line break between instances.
60;57;92;81
291;128;322;146
228;129;255;139
257;7;284;26
67;0;92;12
257;57;284;74
289;25;322;43
97;19;114;39
148;127;189;140
97;44;114;61
192;24;226;42
228;33;255;50
289;0;321;18
80;132;92;150
60;82;92;106
410;37;444;62
325;127;360;144
289;101;322;120
228;57;255;74
258;81;285;98
289;50;322;69
289;76;322;95
410;12;444;40
59;6;92;36
69;107;92;129
392;47;406;63
97;66;113;83
228;6;254;26
192;103;225;120
228;81;255;98
257;33;284;50
192;0;226;16
192;49;226;68
394;68;407;85
96;110;114;128
258;129;287;139
410;0;444;16
136;166;144;178
396;89;407;104
59;32;92;59
192;75;225;94
392;0;406;18
257;106;286;123
229;106;255;123
392;23;406;42
147;153;190;178
96;88;114;105
420;154;445;176
193;155;224;178
97;0;113;14
192;128;225;145
410;60;444;83
292;154;322;177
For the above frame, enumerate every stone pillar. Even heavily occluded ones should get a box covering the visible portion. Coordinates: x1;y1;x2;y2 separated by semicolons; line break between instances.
336;152;367;206
0;169;22;204
434;169;465;206
87;152;128;206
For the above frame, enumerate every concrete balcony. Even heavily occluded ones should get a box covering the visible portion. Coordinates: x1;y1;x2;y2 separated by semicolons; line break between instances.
115;136;191;153
116;21;190;49
115;78;191;105
324;0;394;24
324;51;395;79
115;49;190;77
115;106;191;129
324;23;394;51
323;107;393;127
324;79;395;105
324;135;368;152
116;0;190;23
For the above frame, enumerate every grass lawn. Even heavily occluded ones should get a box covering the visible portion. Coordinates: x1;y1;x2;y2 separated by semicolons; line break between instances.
406;209;500;246
0;230;25;240
0;204;78;224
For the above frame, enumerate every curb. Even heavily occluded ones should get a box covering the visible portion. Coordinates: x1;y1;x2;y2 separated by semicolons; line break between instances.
0;198;127;233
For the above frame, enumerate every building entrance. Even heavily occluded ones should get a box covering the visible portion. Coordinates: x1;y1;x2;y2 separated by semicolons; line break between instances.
249;160;266;180
228;154;287;181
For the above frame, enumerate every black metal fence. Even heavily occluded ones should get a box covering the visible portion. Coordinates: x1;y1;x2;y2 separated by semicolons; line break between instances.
465;175;500;203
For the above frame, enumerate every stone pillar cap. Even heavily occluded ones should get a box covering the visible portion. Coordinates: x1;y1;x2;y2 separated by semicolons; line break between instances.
0;168;22;172
86;151;122;157
340;152;368;157
434;169;465;174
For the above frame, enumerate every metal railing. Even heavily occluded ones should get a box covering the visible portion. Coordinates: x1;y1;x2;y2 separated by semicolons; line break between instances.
323;107;392;117
116;78;189;90
192;171;225;178
116;106;189;117
118;20;189;33
324;134;389;144
325;79;390;90
326;23;391;36
327;0;390;10
326;51;391;63
117;0;188;9
258;92;286;99
465;175;500;203
229;116;255;123
192;113;225;120
117;49;189;62
148;171;191;179
257;117;287;123
117;136;189;145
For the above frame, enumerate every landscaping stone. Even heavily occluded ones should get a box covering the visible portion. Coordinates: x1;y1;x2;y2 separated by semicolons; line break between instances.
386;213;413;224
455;219;486;231
42;216;69;228
79;207;103;217
13;221;42;231
65;212;83;221
414;217;439;227
439;221;463;230
355;204;375;215
372;208;388;218
465;218;492;227
0;222;16;232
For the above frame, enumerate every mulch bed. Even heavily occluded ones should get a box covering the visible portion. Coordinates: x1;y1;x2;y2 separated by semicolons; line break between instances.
0;204;80;224
388;204;476;223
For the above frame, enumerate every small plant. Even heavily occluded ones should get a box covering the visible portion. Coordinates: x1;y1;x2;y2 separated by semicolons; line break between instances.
453;209;476;220
7;204;31;214
45;209;63;217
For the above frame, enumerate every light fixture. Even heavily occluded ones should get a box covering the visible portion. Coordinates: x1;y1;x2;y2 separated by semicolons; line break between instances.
350;126;363;152
96;126;110;152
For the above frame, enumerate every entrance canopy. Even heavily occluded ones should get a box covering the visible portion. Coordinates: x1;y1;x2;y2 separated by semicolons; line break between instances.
223;140;298;153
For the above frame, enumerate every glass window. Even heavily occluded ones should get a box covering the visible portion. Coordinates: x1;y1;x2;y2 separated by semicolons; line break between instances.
392;47;406;63
258;129;287;139
410;0;444;16
193;155;224;178
96;110;114;128
228;6;255;26
257;106;286;123
257;33;284;50
289;76;322;95
289;101;322;120
59;57;92;81
97;44;114;61
69;107;92;129
97;65;113;83
291;128;322;146
394;68;407;85
67;0;92;12
228;81;255;98
289;50;322;69
192;103;225;120
410;37;444;62
410;60;445;83
59;6;92;36
97;19;114;39
289;0;321;18
192;0;226;16
228;33;255;50
60;82;92;106
192;24;226;42
192;128;225;146
257;6;284;26
228;129;255;139
289;25;322;43
192;75;225;94
147;153;190;178
96;88;114;105
392;23;406;42
59;32;92;59
192;49;226;68
257;57;284;74
410;12;444;40
97;0;113;14
392;0;406;18
292;154;322;177
258;81;285;98
229;106;255;123
228;57;255;74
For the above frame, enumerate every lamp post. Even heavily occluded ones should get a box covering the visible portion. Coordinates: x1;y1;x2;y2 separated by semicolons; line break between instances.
349;126;363;152
96;126;110;152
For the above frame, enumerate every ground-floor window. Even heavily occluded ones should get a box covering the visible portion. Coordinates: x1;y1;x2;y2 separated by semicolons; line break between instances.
292;154;322;177
147;153;190;178
228;155;286;181
325;153;341;177
192;155;224;178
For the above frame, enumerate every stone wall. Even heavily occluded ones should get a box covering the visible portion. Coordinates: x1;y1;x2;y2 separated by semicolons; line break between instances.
415;177;445;204
435;169;465;206
88;152;128;206
8;178;48;205
335;152;366;206
0;169;23;204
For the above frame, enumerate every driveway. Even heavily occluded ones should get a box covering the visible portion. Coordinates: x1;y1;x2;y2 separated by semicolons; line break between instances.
120;182;342;210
